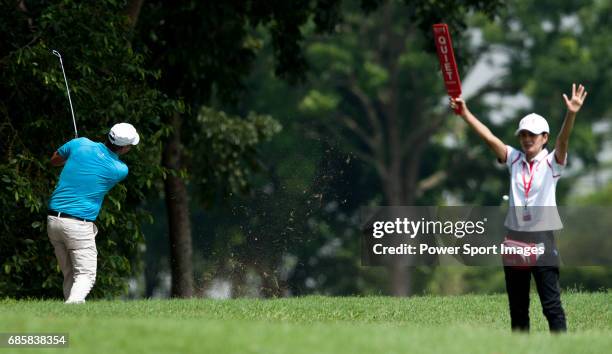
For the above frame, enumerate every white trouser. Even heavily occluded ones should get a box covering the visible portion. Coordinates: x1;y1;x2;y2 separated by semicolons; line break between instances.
47;215;98;303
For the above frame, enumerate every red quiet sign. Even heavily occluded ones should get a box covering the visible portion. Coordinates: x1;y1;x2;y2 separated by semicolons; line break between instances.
433;23;462;114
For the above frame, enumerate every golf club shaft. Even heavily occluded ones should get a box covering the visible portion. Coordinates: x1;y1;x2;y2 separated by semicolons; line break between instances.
52;50;78;138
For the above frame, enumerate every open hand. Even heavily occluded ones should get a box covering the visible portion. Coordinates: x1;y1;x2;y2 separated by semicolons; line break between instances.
563;83;587;113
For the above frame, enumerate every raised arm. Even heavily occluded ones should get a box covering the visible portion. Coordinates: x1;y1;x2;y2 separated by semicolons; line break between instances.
450;97;507;162
555;83;588;165
50;151;66;167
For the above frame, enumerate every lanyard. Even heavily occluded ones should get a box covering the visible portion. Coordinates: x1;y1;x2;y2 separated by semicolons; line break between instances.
521;159;541;206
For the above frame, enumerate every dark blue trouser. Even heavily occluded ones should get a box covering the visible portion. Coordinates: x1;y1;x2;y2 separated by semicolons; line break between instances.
503;231;567;332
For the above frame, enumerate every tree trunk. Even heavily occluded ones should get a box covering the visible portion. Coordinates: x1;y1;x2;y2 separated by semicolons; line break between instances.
382;40;415;296
386;183;415;296
125;0;145;28
389;262;412;296
162;112;194;298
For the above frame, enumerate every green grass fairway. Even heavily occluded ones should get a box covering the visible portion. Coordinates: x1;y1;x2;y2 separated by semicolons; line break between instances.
1;293;610;354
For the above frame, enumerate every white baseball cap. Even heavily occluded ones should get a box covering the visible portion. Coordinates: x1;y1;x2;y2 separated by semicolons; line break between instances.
515;113;549;136
109;123;140;146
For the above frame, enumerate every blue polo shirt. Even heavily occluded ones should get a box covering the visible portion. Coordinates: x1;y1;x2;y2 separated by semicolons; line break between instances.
48;138;128;221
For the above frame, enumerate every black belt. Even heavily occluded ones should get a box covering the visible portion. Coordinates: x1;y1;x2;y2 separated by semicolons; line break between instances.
48;210;93;222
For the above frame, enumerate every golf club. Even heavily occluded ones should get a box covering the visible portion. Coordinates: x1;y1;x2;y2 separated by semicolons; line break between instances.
51;49;78;138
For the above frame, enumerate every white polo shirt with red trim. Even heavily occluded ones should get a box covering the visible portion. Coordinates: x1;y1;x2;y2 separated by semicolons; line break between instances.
504;145;566;231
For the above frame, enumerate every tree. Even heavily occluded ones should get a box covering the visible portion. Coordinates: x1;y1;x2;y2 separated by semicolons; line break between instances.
296;0;501;295
129;0;351;297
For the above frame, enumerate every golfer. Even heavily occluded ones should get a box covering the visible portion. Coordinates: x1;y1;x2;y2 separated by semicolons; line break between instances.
47;123;140;304
450;83;587;332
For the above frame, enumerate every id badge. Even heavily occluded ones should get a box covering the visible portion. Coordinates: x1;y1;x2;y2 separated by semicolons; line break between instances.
522;206;532;221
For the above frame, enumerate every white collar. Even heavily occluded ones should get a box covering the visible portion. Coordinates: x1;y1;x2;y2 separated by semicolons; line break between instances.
521;148;548;164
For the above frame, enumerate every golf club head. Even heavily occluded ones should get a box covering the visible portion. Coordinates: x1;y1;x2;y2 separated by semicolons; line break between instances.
51;49;61;58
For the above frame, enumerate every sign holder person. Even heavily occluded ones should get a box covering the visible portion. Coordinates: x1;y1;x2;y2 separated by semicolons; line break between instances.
450;83;587;332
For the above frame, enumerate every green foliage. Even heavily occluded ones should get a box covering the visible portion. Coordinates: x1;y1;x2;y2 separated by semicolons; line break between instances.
573;182;612;206
442;0;612;204
137;0;352;107
473;0;611;162
0;0;175;298
190;107;282;206
194;0;506;297
299;90;341;114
